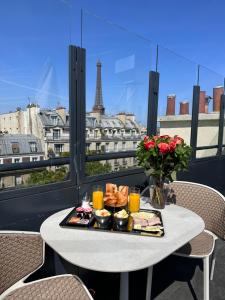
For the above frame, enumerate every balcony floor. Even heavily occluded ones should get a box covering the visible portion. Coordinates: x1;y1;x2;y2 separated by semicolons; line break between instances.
55;238;224;300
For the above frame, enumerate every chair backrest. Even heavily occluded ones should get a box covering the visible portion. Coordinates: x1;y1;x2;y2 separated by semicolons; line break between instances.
168;181;225;240
0;231;44;295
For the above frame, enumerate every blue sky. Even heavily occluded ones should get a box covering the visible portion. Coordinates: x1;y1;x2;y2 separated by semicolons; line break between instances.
0;0;224;124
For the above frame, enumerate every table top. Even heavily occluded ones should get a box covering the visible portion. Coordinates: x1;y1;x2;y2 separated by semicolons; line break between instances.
40;199;205;273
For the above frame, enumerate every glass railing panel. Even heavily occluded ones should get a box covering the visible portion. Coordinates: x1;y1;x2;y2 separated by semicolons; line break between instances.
196;149;218;158
157;45;197;146
83;11;153;175
0;0;71;189
197;66;224;157
85;158;140;176
0;164;69;190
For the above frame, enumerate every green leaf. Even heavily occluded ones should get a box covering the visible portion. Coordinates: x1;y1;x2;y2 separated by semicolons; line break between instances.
171;171;177;181
145;168;155;177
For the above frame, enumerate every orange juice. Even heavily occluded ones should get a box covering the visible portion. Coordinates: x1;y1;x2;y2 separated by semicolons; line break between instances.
129;193;140;213
93;191;104;210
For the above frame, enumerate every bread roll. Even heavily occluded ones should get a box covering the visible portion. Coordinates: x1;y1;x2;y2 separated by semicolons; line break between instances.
106;183;117;194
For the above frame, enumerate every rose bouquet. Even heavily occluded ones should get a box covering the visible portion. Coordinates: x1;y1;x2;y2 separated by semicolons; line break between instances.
136;135;191;208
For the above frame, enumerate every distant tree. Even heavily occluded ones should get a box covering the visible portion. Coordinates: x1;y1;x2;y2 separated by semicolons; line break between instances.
26;166;68;186
60;151;70;157
85;161;112;176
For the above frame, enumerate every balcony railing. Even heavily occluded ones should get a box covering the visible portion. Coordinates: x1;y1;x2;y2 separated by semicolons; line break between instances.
86;134;143;141
45;135;69;141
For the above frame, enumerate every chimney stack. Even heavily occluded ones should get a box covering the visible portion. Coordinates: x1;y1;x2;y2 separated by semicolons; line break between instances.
166;94;176;115
180;101;189;115
213;86;224;112
205;96;210;114
199;91;206;113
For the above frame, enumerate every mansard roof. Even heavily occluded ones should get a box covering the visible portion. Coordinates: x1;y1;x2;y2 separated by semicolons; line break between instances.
39;110;65;127
0;134;43;156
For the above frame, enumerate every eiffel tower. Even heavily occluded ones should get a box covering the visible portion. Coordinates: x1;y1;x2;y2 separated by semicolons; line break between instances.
92;60;105;115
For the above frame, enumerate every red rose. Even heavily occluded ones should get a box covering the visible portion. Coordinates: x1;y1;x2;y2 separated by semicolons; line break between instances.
160;135;170;139
144;135;149;142
144;140;155;150
174;136;184;145
169;141;176;152
158;142;170;154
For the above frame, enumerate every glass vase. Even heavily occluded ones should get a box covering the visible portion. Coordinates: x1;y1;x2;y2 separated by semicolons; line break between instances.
151;178;166;209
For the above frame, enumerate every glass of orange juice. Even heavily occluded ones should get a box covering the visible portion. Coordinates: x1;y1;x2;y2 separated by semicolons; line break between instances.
129;187;140;213
92;185;104;210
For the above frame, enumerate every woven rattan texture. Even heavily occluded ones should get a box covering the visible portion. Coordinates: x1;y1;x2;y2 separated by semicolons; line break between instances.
168;182;225;240
176;231;214;256
0;233;43;295
3;276;91;300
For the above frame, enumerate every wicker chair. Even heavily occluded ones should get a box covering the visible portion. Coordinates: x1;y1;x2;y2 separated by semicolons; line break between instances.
0;231;93;300
168;181;225;300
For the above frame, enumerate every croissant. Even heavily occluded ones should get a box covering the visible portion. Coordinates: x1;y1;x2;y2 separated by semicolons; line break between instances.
104;183;128;207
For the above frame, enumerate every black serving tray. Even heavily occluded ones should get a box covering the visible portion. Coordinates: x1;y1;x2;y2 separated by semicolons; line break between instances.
59;208;165;238
59;208;95;227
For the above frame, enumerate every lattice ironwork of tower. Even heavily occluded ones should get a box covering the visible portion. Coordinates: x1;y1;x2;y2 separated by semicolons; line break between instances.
92;60;105;115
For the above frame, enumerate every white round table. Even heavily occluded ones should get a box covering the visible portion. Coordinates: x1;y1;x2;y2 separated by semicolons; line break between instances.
40;200;204;300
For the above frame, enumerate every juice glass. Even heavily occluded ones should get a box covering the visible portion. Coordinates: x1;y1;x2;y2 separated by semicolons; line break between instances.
92;185;104;210
129;187;140;213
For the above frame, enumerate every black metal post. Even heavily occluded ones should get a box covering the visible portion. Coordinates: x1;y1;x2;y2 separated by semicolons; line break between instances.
147;71;160;136
69;45;76;183
69;45;86;189
190;85;200;159
217;94;225;156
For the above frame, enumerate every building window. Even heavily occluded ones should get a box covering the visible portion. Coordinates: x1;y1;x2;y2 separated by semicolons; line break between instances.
133;157;137;165
133;142;137;149
22;157;30;163
122;142;126;150
94;130;98;138
54;144;64;155
96;143;100;152
12;142;20;154
14;158;20;163
53;129;60;140
86;143;90;153
15;175;22;186
3;158;12;164
32;157;38;162
29;142;37;153
122;158;127;165
114;142;118;151
105;143;109;152
51;116;58;125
